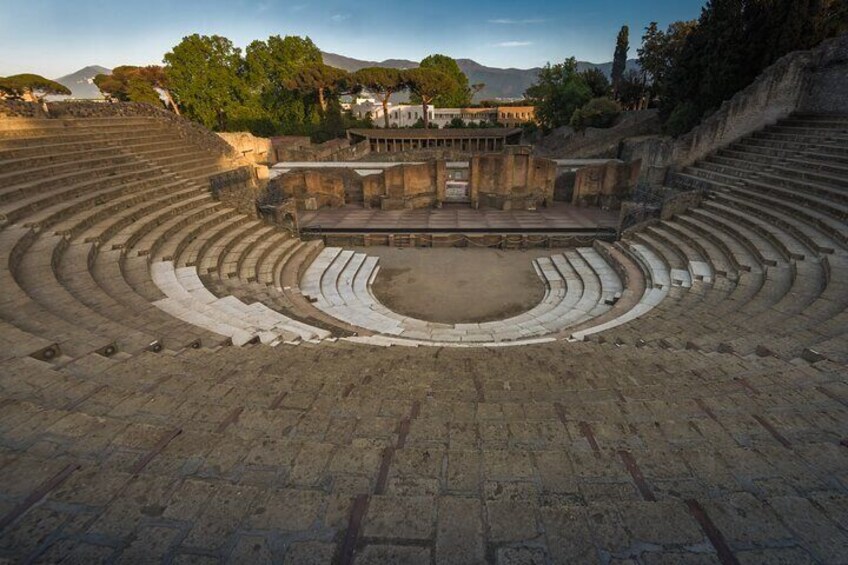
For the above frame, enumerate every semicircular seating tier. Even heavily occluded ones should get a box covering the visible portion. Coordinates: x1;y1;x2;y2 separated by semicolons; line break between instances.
299;245;648;346
0;111;844;364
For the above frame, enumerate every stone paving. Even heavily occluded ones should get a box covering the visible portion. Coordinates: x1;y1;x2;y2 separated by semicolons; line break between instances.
0;343;846;564
297;203;619;231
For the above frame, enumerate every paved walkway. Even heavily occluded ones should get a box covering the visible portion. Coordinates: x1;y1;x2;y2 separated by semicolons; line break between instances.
298;203;619;231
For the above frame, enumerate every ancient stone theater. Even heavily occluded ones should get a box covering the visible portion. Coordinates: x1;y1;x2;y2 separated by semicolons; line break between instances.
0;32;846;565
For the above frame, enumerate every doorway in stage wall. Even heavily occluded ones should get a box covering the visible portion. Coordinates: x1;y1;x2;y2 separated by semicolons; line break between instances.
444;167;470;203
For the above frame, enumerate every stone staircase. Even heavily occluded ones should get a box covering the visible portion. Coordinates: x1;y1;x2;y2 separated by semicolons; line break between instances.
599;114;848;362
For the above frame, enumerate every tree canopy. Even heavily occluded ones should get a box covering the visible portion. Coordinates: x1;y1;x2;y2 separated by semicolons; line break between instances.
525;58;592;130
287;63;351;111
404;68;458;128
160;33;369;138
641;0;847;135
580;68;611;98
164;34;246;130
0;74;71;101
94;66;163;106
411;54;471;107
353;67;407;128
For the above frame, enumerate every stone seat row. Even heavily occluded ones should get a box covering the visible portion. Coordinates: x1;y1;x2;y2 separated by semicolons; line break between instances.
138;196;354;338
300;246;648;345
150;262;329;345
0;117;257;361
589;115;847;361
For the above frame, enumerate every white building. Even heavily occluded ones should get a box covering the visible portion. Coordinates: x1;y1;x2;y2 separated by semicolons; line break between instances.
352;102;503;128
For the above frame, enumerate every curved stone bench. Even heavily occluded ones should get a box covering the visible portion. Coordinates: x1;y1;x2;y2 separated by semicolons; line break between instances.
300;246;631;345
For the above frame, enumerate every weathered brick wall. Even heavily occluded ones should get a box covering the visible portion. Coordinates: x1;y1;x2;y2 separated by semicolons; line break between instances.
269;170;347;210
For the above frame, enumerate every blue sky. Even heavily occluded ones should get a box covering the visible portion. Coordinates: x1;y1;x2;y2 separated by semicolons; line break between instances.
1;0;706;78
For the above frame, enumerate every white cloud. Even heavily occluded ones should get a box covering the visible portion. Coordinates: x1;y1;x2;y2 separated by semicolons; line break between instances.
330;13;351;22
488;18;546;25
494;41;533;48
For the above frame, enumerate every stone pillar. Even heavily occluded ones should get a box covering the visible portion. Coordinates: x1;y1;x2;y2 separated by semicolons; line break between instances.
469;156;480;209
500;153;513;206
435;160;447;204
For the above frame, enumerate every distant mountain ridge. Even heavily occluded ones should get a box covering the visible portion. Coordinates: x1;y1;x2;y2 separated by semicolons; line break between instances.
51;65;110;100
53;53;641;103
321;51;640;101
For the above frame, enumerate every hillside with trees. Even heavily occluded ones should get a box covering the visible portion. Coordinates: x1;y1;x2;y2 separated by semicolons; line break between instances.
527;0;847;138
643;0;848;134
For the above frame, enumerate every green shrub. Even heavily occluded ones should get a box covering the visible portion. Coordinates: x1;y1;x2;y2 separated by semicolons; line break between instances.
570;97;622;130
663;101;701;137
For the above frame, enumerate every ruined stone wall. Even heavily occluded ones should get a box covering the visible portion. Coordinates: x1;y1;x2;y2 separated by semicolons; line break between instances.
618;137;676;186
0;100;49;118
534;110;661;159
799;34;848;113
356;148;475;163
276;137;371;162
272;171;346;210
572;160;642;209
218;132;275;165
660;189;704;220
470;150;556;210
363;162;444;210
210;167;262;216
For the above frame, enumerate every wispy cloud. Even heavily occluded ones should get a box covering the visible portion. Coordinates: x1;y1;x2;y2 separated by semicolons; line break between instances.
488;18;546;25
494;41;533;48
330;13;351;22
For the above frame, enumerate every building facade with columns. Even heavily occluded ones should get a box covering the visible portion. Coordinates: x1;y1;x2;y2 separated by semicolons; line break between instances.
353;102;536;129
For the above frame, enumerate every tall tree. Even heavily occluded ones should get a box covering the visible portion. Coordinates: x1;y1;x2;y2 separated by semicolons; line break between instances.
525;58;592;130
0;74;70;102
95;66;162;107
611;25;630;95
637;20;697;102
244;35;323;134
164;34;246;130
656;0;846;135
470;82;486;100
352;67;407;128
287;63;350;112
138;66;180;114
411;54;471;107
404;68;457;128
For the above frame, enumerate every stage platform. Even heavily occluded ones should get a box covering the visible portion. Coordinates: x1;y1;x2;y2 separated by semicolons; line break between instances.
298;203;619;233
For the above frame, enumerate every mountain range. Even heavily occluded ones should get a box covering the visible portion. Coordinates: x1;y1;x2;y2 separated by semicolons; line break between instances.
50;65;110;100
321;52;641;101
51;55;641;102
